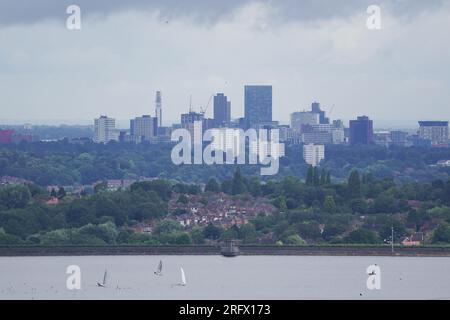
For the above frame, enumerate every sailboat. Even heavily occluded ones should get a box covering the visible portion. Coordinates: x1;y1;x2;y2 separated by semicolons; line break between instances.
172;267;187;287
97;269;107;287
154;260;163;276
180;267;186;286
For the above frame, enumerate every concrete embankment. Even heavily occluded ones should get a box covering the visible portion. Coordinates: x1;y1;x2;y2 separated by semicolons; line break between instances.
1;245;450;257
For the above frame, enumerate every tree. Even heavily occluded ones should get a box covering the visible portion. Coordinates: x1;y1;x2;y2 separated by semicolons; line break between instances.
221;180;232;194
94;181;107;194
274;195;288;212
322;224;346;241
131;180;172;201
350;198;367;214
432;223;450;243
153;220;182;235
203;223;222;240
221;226;239;240
177;194;188;204
205;178;220;193
323;195;336;214
0;228;22;245
313;167;320;186
247;177;261;197
239;223;257;243
57;187;66;199
284;234;306;245
306;165;314;186
326;172;331;185
50;188;57;198
231;167;246;195
344;228;379;244
0;185;31;209
407;209;430;232
190;226;205;244
164;232;192;245
320;169;327;185
348;170;361;198
371;194;397;213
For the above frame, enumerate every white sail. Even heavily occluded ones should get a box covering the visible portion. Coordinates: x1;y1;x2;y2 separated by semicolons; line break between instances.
180;267;186;285
158;260;163;273
103;269;107;286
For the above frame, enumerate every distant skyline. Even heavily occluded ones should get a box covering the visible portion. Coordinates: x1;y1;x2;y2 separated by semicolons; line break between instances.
1;0;450;125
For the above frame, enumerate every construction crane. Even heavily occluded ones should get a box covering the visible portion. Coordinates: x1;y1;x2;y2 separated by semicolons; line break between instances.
328;104;335;118
200;94;214;117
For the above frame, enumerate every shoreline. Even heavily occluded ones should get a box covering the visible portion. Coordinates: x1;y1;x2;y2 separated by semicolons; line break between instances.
1;245;450;257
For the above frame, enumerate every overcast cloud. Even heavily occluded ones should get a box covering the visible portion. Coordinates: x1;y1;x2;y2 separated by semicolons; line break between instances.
0;0;449;128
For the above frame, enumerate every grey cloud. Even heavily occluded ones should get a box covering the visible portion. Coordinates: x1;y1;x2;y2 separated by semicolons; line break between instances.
0;0;447;26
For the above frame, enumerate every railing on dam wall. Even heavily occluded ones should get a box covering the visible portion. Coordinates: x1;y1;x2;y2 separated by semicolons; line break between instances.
1;244;450;257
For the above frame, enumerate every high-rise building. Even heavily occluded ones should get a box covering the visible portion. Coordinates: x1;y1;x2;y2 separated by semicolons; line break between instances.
373;131;391;147
213;93;231;127
94;116;116;143
303;131;333;145
418;121;449;147
290;111;319;133
130;115;158;143
181;111;204;144
311;102;329;124
349;116;374;146
155;91;162;127
303;144;325;167
181;111;204;127
244;85;272;128
297;121;344;145
390;130;408;146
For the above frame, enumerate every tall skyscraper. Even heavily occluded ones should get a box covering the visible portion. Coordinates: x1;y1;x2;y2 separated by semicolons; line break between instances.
418;121;449;147
155;91;162;127
94;116;116;143
349;116;374;146
213;93;231;126
311;102;329;124
130;115;157;143
244;85;272;128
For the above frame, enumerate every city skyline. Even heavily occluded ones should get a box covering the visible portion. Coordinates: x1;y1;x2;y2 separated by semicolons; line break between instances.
1;1;450;126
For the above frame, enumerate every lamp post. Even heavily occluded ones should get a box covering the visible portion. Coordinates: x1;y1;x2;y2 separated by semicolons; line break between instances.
391;226;394;254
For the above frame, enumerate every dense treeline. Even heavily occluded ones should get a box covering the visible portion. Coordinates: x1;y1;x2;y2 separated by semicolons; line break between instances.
1;142;450;186
1;168;450;246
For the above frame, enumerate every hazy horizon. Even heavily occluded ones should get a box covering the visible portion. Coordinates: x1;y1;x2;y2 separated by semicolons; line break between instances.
0;116;430;131
1;0;450;124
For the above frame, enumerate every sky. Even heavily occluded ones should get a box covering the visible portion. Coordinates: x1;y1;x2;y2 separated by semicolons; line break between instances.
1;0;450;128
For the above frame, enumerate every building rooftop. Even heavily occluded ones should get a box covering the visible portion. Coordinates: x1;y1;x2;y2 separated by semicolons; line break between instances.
418;121;449;126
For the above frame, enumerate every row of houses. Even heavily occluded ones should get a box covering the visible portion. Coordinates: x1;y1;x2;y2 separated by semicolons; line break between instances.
169;192;277;229
0;176;32;186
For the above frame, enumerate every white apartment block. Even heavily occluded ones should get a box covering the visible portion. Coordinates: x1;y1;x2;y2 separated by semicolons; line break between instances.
303;143;325;167
94;116;116;143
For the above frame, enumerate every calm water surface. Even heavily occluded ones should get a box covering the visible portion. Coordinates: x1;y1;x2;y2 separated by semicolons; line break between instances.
1;255;449;299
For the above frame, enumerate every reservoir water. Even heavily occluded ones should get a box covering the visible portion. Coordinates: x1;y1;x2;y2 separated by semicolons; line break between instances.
1;255;449;299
